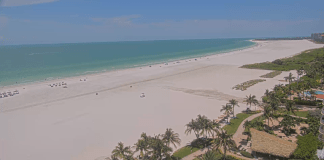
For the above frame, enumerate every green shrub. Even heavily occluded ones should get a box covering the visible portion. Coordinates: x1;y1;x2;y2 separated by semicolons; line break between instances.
293;97;301;100
293;134;320;160
240;150;254;158
265;129;274;135
294;99;317;106
272;59;283;65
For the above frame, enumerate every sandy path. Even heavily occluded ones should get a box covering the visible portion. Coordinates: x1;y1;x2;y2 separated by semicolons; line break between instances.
0;40;323;160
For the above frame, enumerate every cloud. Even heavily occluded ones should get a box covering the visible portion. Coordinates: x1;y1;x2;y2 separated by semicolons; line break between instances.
91;15;141;26
0;0;59;7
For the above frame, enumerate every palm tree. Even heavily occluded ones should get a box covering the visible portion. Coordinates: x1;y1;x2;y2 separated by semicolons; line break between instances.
147;135;173;160
185;119;200;139
297;69;303;87
243;120;253;140
244;94;259;111
134;138;148;159
268;92;281;112
228;99;239;118
197;115;209;138
264;89;270;97
285;72;295;84
205;120;220;139
285;100;297;115
112;142;133;160
280;115;300;136
263;105;274;128
220;104;232;123
162;128;181;148
309;90;316;100
211;129;236;160
105;155;119;160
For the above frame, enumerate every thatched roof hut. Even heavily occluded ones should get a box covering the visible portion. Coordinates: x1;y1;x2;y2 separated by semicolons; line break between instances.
250;128;297;158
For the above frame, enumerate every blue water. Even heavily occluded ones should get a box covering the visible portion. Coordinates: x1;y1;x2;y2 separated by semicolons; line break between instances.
305;91;324;96
0;39;255;87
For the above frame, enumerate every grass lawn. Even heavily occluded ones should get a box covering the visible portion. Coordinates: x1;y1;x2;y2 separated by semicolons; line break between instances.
193;150;242;160
290;111;309;118
222;112;257;135
172;146;201;159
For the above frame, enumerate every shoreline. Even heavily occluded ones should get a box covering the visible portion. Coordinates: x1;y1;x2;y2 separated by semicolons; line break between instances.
0;40;258;90
1;40;323;160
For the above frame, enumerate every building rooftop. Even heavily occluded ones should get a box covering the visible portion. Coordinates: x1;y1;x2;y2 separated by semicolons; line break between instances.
316;95;324;100
250;128;297;158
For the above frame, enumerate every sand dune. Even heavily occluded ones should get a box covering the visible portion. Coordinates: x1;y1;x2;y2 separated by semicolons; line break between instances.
0;40;323;160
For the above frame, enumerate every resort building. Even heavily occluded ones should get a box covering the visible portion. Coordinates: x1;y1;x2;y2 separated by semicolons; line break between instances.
311;33;324;42
250;128;297;159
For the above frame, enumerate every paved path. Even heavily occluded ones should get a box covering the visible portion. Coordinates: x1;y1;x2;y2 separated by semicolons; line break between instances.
182;112;263;160
232;112;263;147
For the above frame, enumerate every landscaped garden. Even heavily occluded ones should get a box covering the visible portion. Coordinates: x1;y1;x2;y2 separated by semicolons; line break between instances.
223;112;259;135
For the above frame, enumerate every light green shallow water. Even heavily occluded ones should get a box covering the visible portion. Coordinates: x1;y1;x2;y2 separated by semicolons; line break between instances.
0;39;255;87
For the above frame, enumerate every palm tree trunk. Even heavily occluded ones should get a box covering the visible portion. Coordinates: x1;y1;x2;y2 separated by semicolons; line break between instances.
223;147;227;160
233;106;235;117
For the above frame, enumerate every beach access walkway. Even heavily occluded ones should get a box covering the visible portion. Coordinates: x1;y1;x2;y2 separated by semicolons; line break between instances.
182;112;263;160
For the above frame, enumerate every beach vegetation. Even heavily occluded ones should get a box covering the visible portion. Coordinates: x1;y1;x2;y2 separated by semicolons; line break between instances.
260;71;282;78
162;128;181;148
211;129;236;160
243;94;259;111
220;104;233;123
232;79;266;91
185;115;220;139
111;128;181;160
228;99;240;118
241;48;324;71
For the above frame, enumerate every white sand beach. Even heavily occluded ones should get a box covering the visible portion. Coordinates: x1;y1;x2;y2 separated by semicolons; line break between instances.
0;40;323;160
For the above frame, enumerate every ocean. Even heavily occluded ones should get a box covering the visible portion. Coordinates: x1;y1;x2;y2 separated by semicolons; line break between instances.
0;39;255;87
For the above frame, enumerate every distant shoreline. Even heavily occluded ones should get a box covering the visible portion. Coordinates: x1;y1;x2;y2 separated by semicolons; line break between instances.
0;39;257;89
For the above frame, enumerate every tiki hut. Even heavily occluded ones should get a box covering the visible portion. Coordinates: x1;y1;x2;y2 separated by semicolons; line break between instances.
250;128;297;158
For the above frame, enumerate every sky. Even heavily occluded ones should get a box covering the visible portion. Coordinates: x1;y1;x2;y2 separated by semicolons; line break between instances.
0;0;323;45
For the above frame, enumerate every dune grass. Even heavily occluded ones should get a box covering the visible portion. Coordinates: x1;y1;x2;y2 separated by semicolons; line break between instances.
241;48;324;71
222;112;257;135
260;71;282;78
232;79;266;91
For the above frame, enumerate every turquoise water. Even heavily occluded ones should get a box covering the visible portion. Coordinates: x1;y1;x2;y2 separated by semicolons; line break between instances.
0;39;255;87
305;91;324;96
